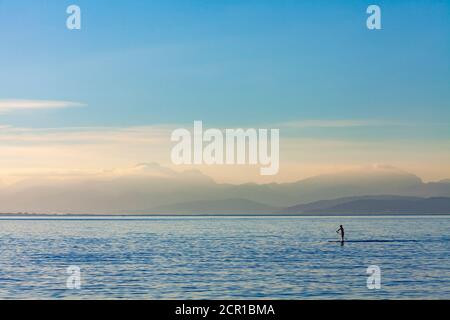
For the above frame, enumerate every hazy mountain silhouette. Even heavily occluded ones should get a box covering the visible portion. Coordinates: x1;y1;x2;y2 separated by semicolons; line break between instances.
282;196;450;215
148;198;280;215
217;166;450;207
0;164;449;214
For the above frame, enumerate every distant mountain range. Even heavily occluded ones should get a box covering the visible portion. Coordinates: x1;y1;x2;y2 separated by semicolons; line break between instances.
281;196;450;215
149;198;280;215
0;163;449;214
145;195;450;215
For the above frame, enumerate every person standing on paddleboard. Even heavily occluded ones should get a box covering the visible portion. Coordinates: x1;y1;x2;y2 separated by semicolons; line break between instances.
336;225;345;242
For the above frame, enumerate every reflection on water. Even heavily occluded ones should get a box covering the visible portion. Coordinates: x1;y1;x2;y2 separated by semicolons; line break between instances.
0;215;449;299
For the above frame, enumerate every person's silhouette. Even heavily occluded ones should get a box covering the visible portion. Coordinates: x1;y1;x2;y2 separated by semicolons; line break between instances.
336;225;345;242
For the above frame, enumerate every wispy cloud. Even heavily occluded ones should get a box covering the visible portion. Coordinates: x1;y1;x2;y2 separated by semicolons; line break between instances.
0;122;447;184
277;119;407;128
0;99;86;112
0;125;173;144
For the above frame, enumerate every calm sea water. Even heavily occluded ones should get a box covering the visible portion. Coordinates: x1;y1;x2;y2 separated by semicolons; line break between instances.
0;215;449;299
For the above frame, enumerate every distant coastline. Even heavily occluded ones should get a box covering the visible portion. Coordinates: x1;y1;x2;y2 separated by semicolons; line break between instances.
1;212;449;217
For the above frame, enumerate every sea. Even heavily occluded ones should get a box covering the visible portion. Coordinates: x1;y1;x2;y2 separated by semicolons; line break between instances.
0;215;448;299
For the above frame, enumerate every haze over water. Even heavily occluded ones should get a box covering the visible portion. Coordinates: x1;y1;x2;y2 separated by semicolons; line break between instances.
0;216;449;299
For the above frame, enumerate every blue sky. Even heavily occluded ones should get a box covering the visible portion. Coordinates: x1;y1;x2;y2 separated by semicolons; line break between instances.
0;0;449;128
0;0;449;183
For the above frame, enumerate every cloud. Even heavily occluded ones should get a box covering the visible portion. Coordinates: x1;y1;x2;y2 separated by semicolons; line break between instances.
277;119;406;128
0;122;447;185
0;99;86;112
0;125;173;144
0;125;175;184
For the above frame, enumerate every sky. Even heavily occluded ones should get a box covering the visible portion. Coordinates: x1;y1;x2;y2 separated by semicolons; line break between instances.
0;0;449;184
